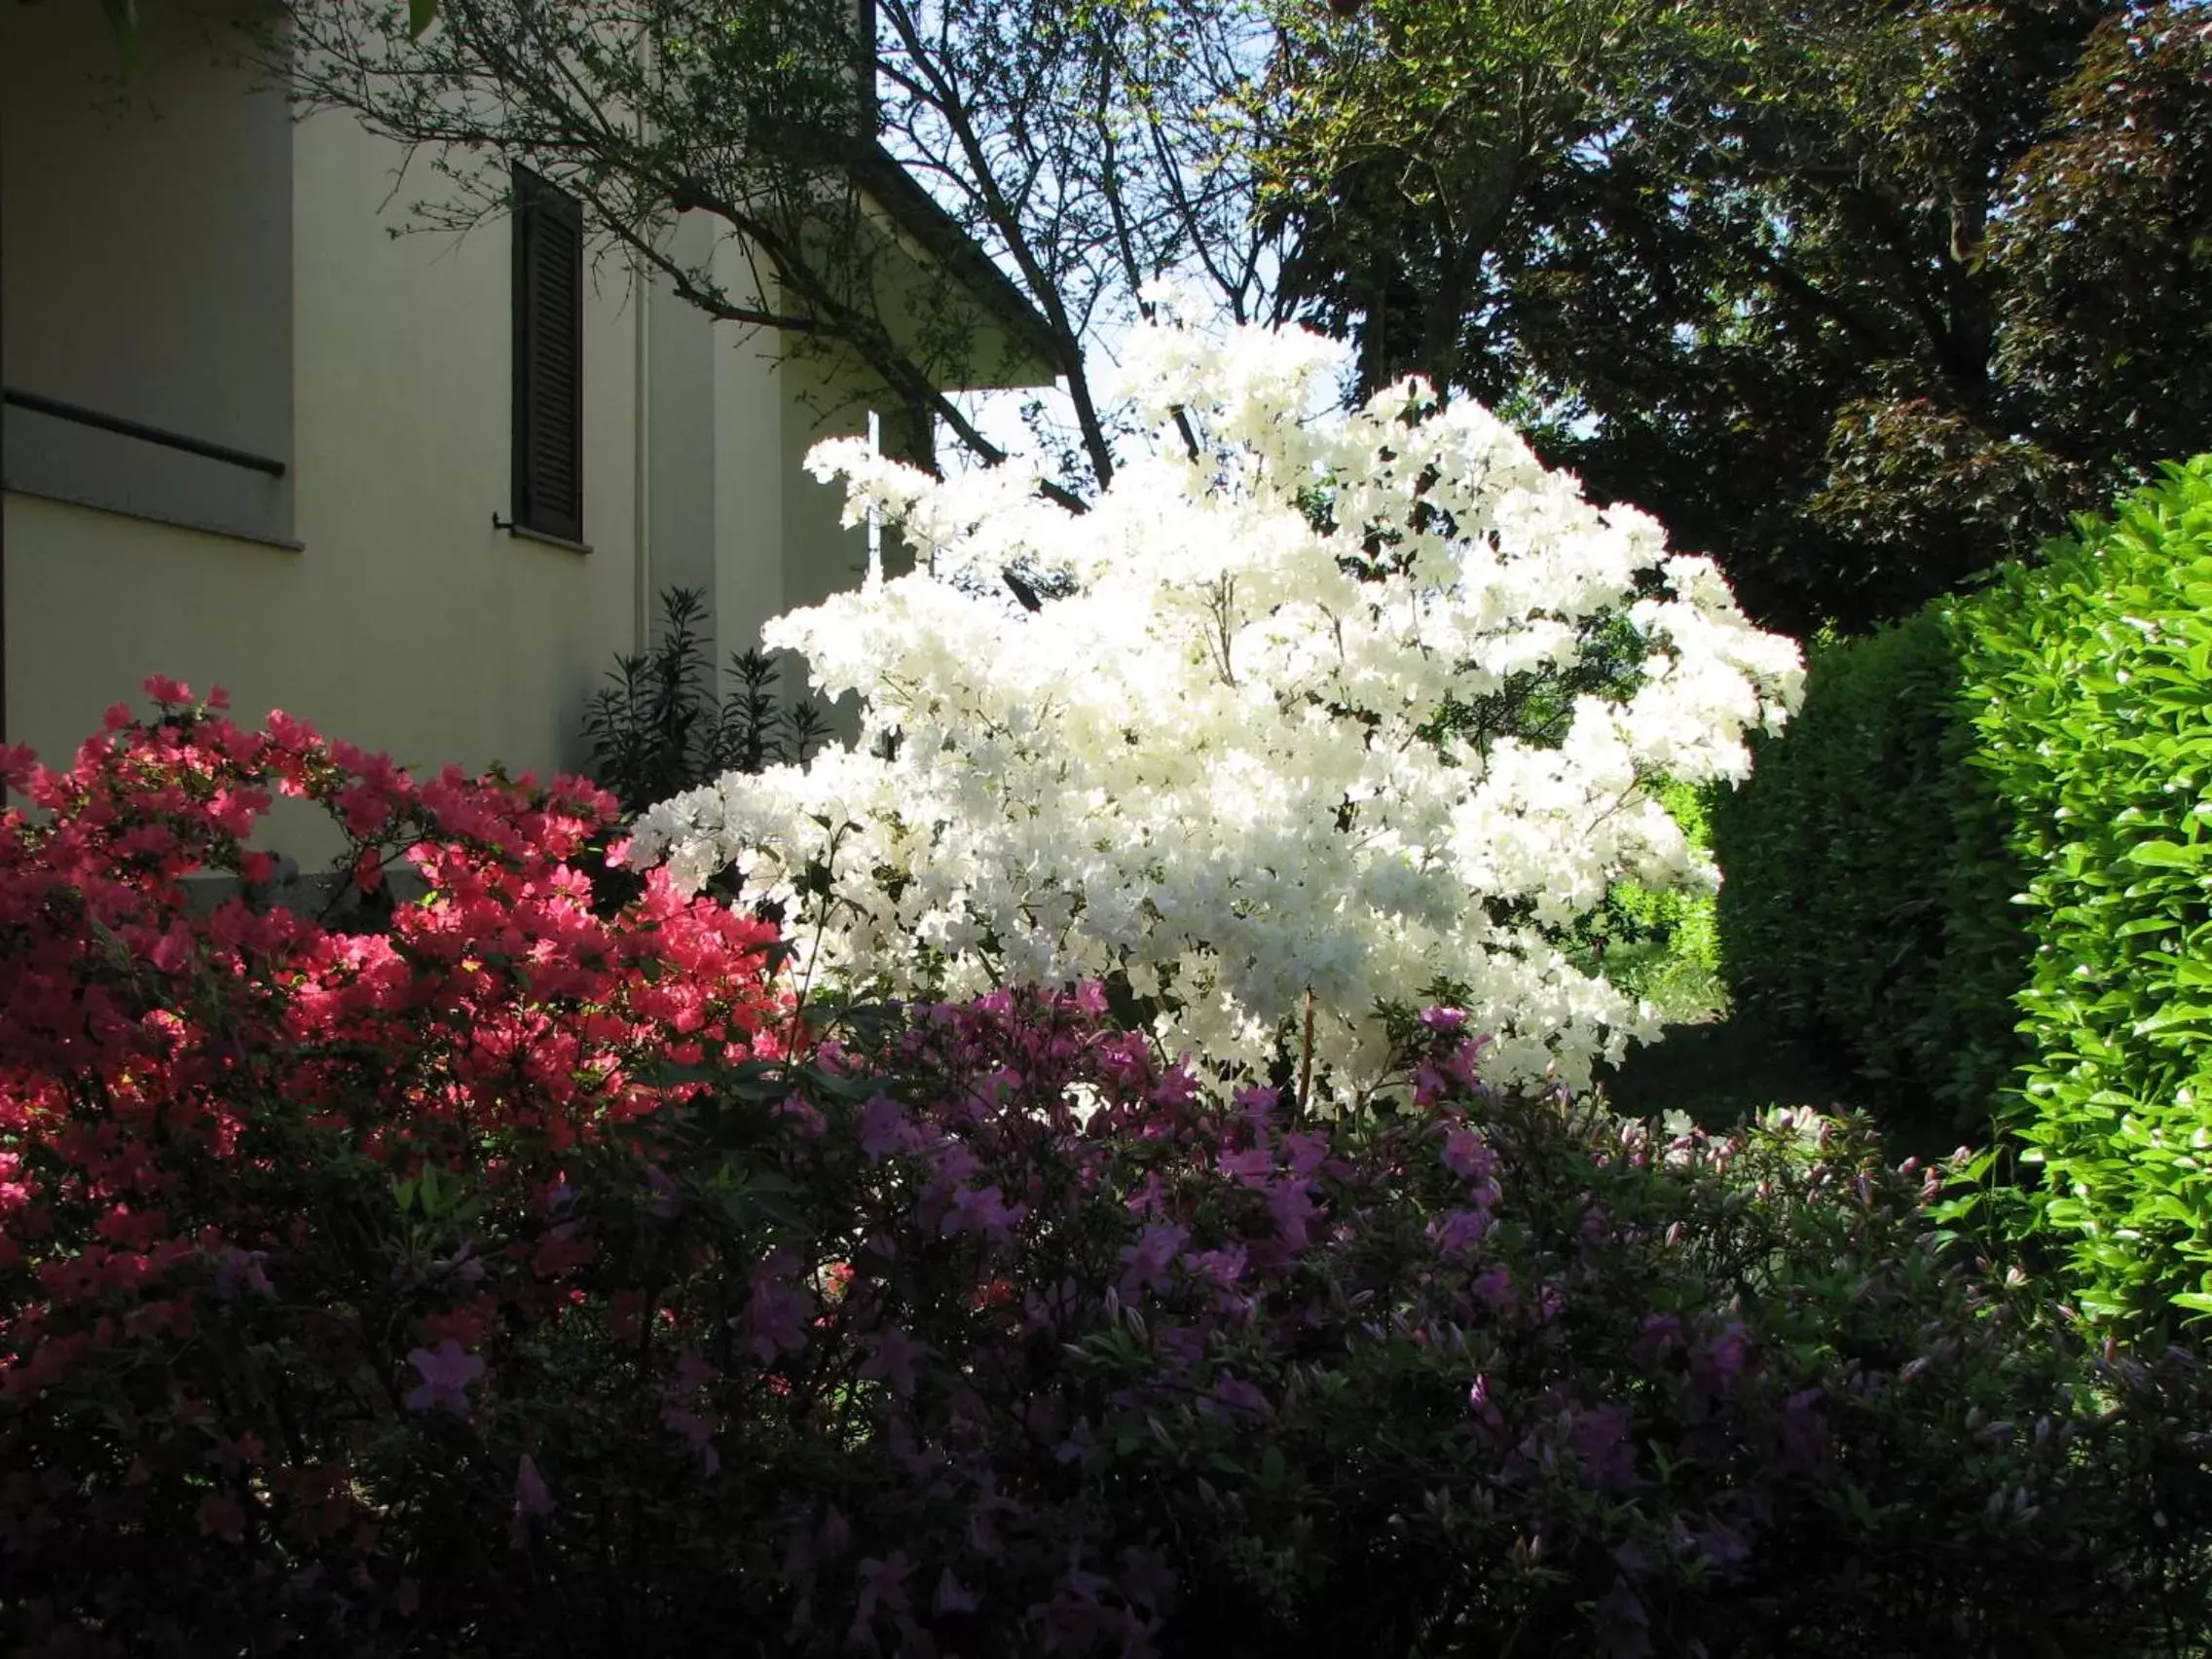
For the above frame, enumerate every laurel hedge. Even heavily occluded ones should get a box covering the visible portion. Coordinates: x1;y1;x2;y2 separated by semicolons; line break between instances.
1715;458;2212;1326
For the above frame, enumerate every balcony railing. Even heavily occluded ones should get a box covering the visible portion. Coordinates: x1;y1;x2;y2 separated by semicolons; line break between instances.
3;387;286;479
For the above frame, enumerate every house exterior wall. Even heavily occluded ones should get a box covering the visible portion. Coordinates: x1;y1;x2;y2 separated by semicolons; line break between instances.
1;0;295;545
0;1;928;866
649;216;725;638
711;262;794;668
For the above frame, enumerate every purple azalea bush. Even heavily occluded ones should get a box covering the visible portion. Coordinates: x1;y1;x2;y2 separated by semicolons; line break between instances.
12;981;2212;1655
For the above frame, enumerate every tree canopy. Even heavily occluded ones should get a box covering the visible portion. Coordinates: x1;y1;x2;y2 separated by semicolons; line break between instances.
1259;0;2212;633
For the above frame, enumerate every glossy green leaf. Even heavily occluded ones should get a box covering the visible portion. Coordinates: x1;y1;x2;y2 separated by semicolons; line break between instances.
2122;840;2203;870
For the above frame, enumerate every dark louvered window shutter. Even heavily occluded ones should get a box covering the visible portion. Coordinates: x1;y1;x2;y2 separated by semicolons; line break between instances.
512;167;583;543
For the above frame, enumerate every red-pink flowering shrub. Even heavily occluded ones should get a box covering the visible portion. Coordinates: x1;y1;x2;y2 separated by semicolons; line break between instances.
0;684;787;1651
4;688;2211;1657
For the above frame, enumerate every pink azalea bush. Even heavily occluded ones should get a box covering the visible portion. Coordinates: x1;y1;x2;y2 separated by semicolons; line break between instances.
0;685;787;1650
4;689;2211;1656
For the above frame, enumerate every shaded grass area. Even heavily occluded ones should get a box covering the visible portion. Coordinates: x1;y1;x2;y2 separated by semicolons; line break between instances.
1595;1007;1860;1129
1596;1007;1983;1167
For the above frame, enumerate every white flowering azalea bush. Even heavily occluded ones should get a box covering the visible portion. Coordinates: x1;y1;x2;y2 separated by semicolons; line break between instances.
626;318;1803;1093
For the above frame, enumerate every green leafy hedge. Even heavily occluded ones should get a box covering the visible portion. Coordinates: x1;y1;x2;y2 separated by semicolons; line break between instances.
1960;458;2212;1324
1711;611;2029;1140
1577;780;1726;1024
1715;459;2212;1325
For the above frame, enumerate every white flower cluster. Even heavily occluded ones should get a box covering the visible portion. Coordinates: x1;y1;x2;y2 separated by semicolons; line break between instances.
626;318;1803;1093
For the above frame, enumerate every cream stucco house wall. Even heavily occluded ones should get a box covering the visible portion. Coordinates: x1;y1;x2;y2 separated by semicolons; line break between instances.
0;0;1051;857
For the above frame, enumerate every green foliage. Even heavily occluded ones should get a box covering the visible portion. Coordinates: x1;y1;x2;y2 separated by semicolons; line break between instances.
1711;609;2031;1139
1959;458;2212;1325
1260;0;1698;400
1260;0;2212;635
1991;6;2212;479
1582;781;1727;1023
582;586;827;813
1715;459;2212;1325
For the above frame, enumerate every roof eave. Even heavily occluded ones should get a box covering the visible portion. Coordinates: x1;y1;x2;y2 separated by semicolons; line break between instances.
846;145;1063;387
